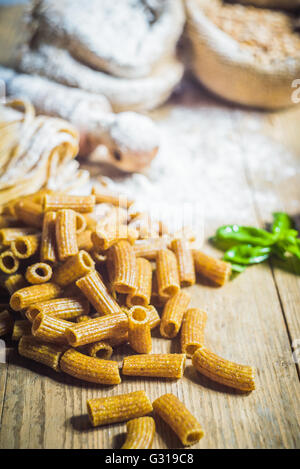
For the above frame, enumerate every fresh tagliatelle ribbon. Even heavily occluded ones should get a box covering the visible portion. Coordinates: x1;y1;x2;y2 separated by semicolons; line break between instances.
0;98;89;204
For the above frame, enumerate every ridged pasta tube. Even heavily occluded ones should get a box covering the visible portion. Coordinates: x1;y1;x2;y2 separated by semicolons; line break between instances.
156;249;180;298
11;234;40;259
170;238;195;287
40;211;57;263
44;194;96;213
0;227;37;246
26;297;90;322
85;341;113;360
32;313;72;344
127;306;152;354
87;391;153;427
152;393;204;446
126;258;152;307
25;263;53;284
76;270;122;316
193;250;232;286
55;209;78;261
60;348;121;385
181;308;207;358
65;311;128;347
107;240;137;294
10;283;62;311
121;417;155;449
160;290;191;338
192;346;255;392
0;249;19;274
18;335;66;372
53;250;95;286
122;354;186;379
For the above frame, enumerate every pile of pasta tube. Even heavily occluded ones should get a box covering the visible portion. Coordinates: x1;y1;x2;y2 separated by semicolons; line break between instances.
0;188;255;448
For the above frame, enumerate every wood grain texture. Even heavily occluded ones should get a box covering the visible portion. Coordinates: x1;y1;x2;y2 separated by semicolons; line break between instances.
0;85;300;449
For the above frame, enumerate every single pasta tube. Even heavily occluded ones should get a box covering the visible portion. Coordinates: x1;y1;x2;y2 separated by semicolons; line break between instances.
40;211;57;263
18;335;66;372
44;194;96;213
0;250;19;274
122;353;186;379
11;234;40;259
32;313;72;344
92;186;134;208
53;250;95;286
181;308;207;358
121;417;155;449
152;393;204;446
87;391;153;427
0;227;37;246
170;238;195;287
75;212;87;234
156;249;180;298
134;238;168;260
25;297;90;322
76;270;122;316
91;224;138;251
192;346;255;392
85;341;113;360
4;273;27;295
0;310;13;337
65;311;128;347
151;270;168;307
127;306;152;354
55;209;78;261
77;230;93;251
107;240;137;294
25;263;53;284
12;320;32;341
160;290;191;339
10;283;62;311
60;348;121;385
14;200;44;228
193;250;232;287
126;258;152;307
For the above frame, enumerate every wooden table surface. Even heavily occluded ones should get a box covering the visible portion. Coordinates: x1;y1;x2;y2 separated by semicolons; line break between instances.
0;84;299;449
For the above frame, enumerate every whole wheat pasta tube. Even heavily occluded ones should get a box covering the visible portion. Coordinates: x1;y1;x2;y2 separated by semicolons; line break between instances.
156;249;180;298
55;209;78;261
126;258;152;307
40;211;57;263
53;250;95;286
85;341;113;360
0;309;13;337
193;250;232;286
127;306;152;354
12;320;32;341
181;308;207;358
4;273;26;294
10;283;62;311
18;335;66;372
122;353;186;379
134;238;168;260
77;230;93;251
192;346;255;392
152;393;204;446
160;290;191;339
87;391;153;427
14;200;43;228
0;227;37;246
121;417;155;449
26;297;89;322
92;186;134;208
0;250;19;274
44;194;95;213
151;270;168;307
11;234;40;259
76;270;122;316
91;224;138;251
75;212;87;234
107;240;136;294
170;238;196;287
32;313;72;344
26;262;53;284
65;311;128;347
60;348;121;385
